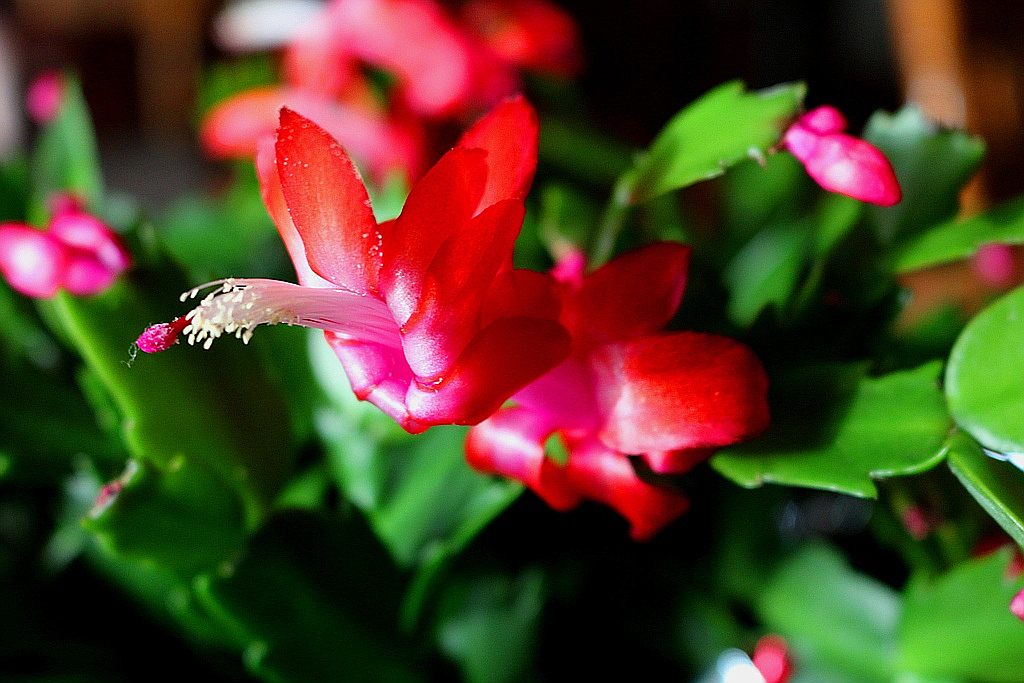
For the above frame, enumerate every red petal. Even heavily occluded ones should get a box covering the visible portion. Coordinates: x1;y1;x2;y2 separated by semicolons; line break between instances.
565;242;689;350
275;108;381;293
401;198;525;378
465;406;582;510
457;95;539;213
564;436;690;541
640;447;716;475
591;332;770;454
202;87;284;159
380;146;488;326
406;316;570;425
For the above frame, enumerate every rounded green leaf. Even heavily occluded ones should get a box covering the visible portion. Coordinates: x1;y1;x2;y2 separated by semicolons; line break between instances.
946;285;1024;454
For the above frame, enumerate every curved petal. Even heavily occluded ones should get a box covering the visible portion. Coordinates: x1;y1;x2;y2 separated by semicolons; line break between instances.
325;332;430;434
465;406;581;510
564;436;690;541
460;0;583;77
48;212;130;274
401;198;525;378
591;332;770;454
406;316;570;425
275;108;381;293
457;94;539;213
380;146;487;326
565;242;689;351
640;447;717;476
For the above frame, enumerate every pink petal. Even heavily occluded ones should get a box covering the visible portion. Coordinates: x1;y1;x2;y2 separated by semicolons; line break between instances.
456;94;539;213
972;243;1018;289
591;332;770;454
328;0;474;117
275;108;382;293
405;315;570;426
48;212;130;274
0;223;68;298
380;145;488;327
564;242;689;351
796;105;847;136
325;332;430;434
61;253;121;296
26;70;64;124
786;129;902;207
563;435;690;541
1011;586;1024;622
465;406;582;510
752;634;793;683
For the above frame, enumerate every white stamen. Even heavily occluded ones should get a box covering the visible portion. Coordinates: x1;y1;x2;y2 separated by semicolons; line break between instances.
180;278;402;349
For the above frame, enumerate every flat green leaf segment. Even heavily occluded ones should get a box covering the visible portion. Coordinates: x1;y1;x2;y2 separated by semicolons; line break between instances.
310;333;522;571
895;195;1024;272
757;543;900;682
622;80;806;205
899;548;1024;683
48;276;294;525
947;431;1024;548
946;285;1024;454
712;362;950;497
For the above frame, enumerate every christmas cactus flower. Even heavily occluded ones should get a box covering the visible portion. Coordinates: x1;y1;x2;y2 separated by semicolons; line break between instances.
784;105;901;206
0;195;130;298
465;243;771;540
139;96;571;433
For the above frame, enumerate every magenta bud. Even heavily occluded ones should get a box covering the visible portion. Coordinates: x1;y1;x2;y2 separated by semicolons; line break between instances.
136;316;190;353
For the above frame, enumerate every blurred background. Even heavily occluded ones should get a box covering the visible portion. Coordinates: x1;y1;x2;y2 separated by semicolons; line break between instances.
2;0;1023;208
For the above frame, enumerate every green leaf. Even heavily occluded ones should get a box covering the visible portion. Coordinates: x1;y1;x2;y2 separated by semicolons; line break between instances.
894;195;1024;272
84;458;248;574
757;543;900;682
945;285;1024;454
195;509;421;683
863;107;984;246
724;221;811;327
312;333;522;570
436;567;546;683
29;74;103;218
712;362;951;497
899;549;1024;682
622;80;806;205
947;431;1024;548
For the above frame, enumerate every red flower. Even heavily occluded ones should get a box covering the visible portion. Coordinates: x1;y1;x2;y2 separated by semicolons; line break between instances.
466;243;771;540
784;105;902;206
0;196;130;298
140;97;570;434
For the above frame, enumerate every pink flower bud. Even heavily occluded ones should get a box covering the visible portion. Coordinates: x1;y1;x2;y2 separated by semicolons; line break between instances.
752;634;793;683
784;106;902;207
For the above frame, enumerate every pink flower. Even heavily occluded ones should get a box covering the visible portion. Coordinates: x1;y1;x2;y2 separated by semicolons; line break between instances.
752;634;794;683
465;243;771;540
783;105;902;206
140;97;571;434
26;70;64;124
0;196;130;298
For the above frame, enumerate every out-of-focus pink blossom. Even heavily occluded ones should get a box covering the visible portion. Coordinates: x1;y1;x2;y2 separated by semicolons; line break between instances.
0;196;130;298
466;243;771;540
784;105;902;206
203;0;582;182
972;243;1019;289
141;97;570;433
26;70;64;124
460;0;583;78
752;634;793;683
